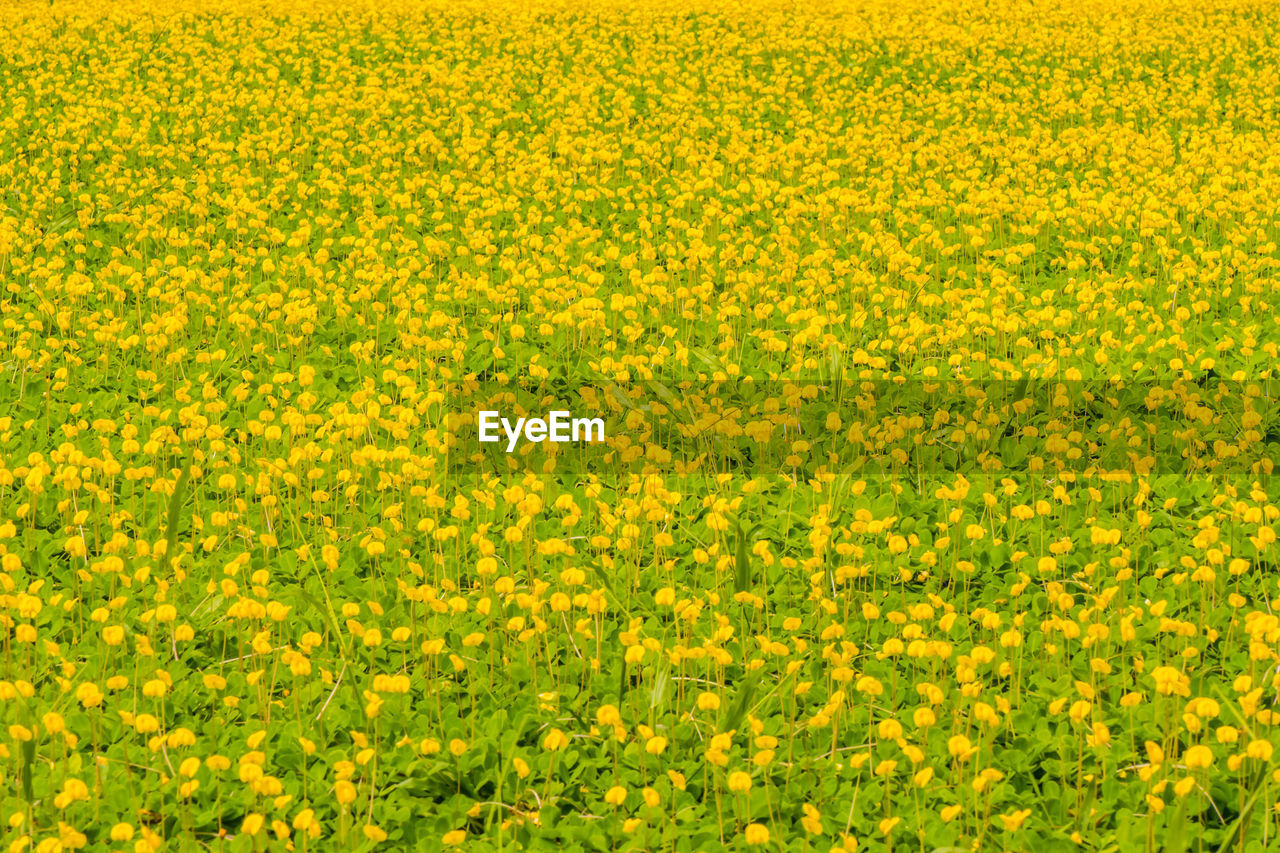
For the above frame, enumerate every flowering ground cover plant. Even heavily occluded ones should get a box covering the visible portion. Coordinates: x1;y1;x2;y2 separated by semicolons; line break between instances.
1;0;1279;850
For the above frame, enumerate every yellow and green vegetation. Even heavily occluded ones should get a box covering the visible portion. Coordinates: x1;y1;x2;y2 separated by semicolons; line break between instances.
0;0;1278;850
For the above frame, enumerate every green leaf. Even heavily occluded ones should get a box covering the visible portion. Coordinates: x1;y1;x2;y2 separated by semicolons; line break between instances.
649;662;671;711
1164;793;1189;853
162;452;192;569
20;738;34;803
733;521;751;593
722;671;761;734
1214;774;1267;853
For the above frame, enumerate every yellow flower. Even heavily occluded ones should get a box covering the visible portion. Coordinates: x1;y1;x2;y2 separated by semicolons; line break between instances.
877;719;903;740
998;808;1031;832
75;683;103;708
1184;745;1214;770
1247;740;1274;761
744;823;770;845
1152;666;1190;697
947;735;973;760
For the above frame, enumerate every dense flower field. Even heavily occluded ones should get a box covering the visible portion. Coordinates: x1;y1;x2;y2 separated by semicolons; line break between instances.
1;0;1279;850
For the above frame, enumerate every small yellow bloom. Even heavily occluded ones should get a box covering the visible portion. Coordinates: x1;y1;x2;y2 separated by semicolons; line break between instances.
1247;740;1274;761
1184;745;1214;770
542;729;569;751
947;735;973;760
